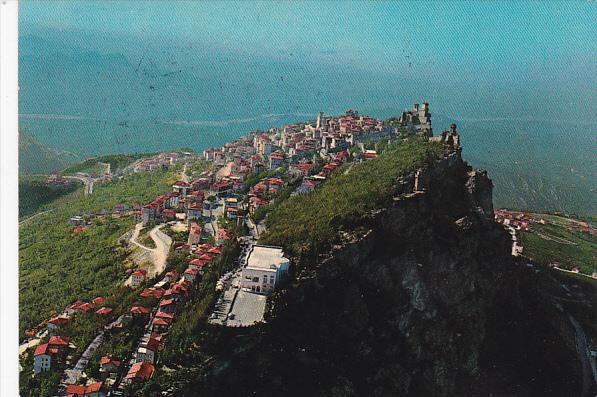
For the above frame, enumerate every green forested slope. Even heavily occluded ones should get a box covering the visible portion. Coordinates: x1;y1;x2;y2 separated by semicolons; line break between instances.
260;139;445;256
19;169;177;335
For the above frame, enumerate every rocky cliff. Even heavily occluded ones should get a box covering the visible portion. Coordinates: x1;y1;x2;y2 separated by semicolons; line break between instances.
182;151;584;397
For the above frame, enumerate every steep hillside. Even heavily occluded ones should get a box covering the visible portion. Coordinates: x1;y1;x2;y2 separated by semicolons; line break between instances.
19;176;80;218
143;141;588;396
19;131;79;174
19;168;177;335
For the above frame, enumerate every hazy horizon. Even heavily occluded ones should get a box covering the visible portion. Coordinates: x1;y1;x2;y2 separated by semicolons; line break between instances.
18;1;597;214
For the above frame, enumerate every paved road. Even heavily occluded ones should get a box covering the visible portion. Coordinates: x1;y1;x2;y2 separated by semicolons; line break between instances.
554;266;597;280
245;217;267;239
64;175;95;195
64;331;104;385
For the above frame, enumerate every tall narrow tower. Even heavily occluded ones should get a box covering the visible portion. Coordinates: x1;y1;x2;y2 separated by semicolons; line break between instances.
316;112;324;129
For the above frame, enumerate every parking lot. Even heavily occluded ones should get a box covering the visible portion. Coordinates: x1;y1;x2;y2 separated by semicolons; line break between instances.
208;238;266;327
226;290;267;327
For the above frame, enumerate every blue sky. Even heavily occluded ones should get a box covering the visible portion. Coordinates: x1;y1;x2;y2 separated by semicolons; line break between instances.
20;1;595;72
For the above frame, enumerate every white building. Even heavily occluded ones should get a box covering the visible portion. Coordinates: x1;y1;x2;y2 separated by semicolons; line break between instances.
241;245;289;294
131;269;147;288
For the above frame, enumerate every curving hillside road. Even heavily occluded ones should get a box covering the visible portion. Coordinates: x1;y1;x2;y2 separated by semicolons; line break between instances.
63;175;94;195
128;223;172;280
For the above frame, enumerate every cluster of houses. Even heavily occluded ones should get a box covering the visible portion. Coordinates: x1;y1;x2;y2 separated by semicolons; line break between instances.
494;210;533;231
132;152;191;173
68;204;141;233
495;209;596;276
112;242;225;385
33;239;226;389
46;173;72;188
198;105;444;215
33;297;109;375
495;209;595;237
202;110;393;175
141;170;235;228
30;103;470;392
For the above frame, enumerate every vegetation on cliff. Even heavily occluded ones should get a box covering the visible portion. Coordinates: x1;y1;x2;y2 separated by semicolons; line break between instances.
260;139;446;256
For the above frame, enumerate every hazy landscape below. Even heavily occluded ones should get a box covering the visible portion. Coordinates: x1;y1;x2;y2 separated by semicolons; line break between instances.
18;15;596;215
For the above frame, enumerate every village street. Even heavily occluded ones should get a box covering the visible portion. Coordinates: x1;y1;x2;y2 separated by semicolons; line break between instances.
245;217;266;239
63;331;104;385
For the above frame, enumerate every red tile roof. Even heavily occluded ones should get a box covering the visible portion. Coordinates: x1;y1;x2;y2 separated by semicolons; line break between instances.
152;317;170;326
85;382;103;393
65;385;86;395
155;311;175;320
125;361;154;381
184;268;199;276
100;356;121;367
140;288;164;299
76;303;94;312
48;336;70;346
48;316;70;326
130;306;150;315
34;343;51;356
92;297;105;305
132;269;147;278
95;307;113;315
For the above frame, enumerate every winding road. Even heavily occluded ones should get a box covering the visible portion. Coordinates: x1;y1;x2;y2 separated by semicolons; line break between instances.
63;175;95;195
128;223;172;280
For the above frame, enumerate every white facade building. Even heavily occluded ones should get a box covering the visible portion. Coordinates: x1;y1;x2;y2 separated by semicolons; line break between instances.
241;245;289;294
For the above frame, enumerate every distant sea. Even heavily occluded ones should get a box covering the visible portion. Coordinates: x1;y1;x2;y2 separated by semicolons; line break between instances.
18;113;314;157
17;30;596;215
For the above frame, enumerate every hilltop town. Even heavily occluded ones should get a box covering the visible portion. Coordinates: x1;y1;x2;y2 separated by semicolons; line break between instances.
19;103;596;397
19;102;470;395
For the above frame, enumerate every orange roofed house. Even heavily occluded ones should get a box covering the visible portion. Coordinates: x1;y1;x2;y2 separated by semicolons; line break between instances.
124;361;154;384
65;381;106;397
33;343;58;374
131;269;148;287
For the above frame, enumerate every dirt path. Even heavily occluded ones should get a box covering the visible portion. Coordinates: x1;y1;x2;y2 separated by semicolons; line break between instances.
127;223;172;282
181;163;190;183
19;209;54;226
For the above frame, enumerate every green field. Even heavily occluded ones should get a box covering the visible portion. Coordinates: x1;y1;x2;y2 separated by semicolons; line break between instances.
519;216;596;275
